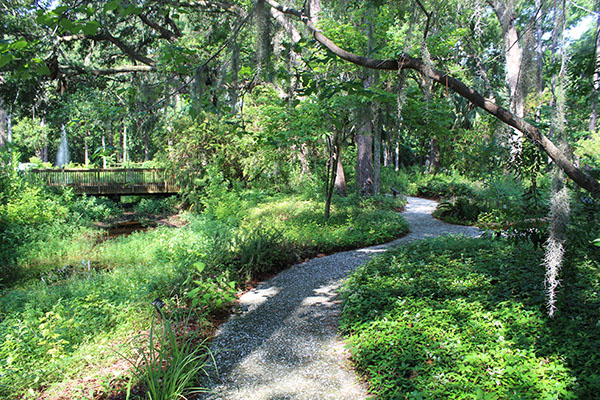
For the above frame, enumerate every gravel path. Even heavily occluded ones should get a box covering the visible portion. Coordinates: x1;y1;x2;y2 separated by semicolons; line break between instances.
197;197;480;400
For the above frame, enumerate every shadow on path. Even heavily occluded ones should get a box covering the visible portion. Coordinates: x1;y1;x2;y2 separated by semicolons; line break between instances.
196;197;480;400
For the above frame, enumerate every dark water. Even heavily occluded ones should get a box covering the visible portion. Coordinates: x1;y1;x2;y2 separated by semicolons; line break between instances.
106;220;156;238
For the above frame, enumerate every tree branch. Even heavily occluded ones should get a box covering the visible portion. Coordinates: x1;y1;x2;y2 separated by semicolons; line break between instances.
263;0;600;197
58;31;156;66
414;0;432;40
60;64;156;75
139;13;179;41
92;32;156;66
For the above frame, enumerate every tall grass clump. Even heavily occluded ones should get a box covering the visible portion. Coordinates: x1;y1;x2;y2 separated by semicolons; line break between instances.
124;313;212;400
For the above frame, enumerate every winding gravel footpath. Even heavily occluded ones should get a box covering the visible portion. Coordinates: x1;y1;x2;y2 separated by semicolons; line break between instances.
197;197;480;400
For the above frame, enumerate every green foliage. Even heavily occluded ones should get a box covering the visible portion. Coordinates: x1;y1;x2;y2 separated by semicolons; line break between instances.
0;150;73;285
11;116;49;160
433;196;482;225
184;261;237;313
134;196;179;217
124;313;211;400
0;259;182;398
575;131;600;167
340;237;600;399
0;185;408;398
69;195;122;222
405;170;478;199
224;225;296;280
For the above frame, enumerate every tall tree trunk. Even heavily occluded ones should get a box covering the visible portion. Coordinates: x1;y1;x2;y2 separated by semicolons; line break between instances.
356;123;374;196
395;140;400;171
294;144;311;177
308;0;321;20
373;109;382;194
255;0;272;80
324;136;339;219
383;140;389;167
590;0;600;133
144;131;150;161
536;0;544;100
102;135;107;169
491;0;525;156
40;119;47;162
122;122;128;165
426;137;440;173
6;113;11;145
230;39;240;113
84;134;89;166
355;4;376;196
548;0;564;139
0;101;6;148
335;152;346;196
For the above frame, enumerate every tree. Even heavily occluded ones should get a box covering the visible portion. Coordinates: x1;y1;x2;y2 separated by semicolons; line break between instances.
264;0;600;198
2;0;600;199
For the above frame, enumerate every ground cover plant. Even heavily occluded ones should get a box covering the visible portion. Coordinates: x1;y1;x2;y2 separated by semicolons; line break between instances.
0;189;408;399
340;236;600;399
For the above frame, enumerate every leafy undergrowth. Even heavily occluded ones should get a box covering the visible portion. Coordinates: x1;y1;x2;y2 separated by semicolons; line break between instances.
340;237;600;399
0;192;408;399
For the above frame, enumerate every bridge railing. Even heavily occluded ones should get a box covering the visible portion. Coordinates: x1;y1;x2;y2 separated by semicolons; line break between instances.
31;168;179;195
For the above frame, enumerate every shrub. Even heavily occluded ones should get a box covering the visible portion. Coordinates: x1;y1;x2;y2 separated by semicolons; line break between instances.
433;196;482;225
134;196;178;217
69;195;122;222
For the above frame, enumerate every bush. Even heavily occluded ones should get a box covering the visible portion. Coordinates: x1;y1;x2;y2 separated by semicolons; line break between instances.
134;196;178;217
69;195;122;222
224;225;297;280
433;195;482;225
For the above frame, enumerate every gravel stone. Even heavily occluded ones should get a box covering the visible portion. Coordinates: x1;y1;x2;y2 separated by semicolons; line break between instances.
196;197;481;400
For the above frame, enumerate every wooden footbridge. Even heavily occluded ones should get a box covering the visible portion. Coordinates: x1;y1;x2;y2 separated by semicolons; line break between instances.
32;168;179;197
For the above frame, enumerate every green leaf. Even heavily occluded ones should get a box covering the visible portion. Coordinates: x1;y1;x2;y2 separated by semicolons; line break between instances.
192;261;206;274
59;19;75;32
103;1;120;12
82;21;100;35
593;238;600;247
36;63;51;76
123;5;142;16
52;6;69;15
0;54;12;68
36;13;54;26
11;39;28;51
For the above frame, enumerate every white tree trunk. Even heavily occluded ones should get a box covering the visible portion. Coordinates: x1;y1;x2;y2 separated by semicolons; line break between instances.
491;0;524;156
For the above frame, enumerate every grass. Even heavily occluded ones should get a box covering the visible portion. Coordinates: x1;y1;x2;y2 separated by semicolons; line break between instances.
340;236;600;399
0;191;408;399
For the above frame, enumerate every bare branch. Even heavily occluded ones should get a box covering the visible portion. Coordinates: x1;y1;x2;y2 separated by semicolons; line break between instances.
139;13;179;41
414;0;432;40
92;32;156;66
58;32;155;66
60;65;156;75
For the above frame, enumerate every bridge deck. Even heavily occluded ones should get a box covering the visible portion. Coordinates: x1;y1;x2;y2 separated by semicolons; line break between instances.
32;168;179;196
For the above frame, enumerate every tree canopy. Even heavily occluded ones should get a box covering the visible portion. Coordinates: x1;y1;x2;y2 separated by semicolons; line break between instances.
2;0;600;198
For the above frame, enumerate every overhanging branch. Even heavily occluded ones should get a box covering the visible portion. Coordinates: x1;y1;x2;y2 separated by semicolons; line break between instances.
264;0;600;198
139;13;179;41
60;65;156;75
